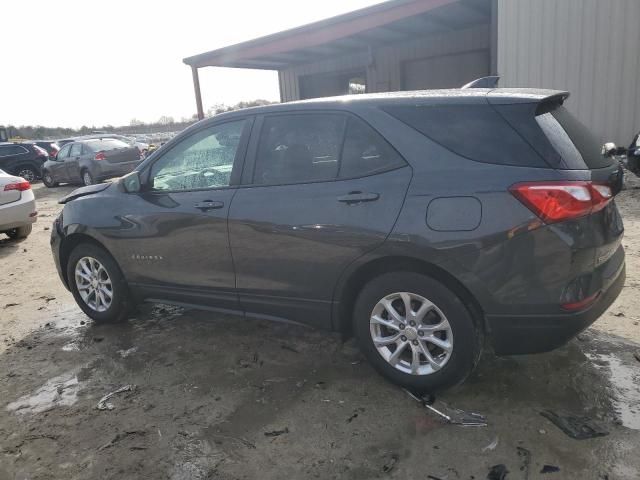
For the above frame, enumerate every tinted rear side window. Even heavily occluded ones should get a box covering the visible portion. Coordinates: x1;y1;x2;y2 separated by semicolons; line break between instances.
538;106;611;169
383;104;547;167
340;117;406;178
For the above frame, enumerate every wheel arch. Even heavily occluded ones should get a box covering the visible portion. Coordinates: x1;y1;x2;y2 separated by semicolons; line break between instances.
59;233;115;287
333;255;486;338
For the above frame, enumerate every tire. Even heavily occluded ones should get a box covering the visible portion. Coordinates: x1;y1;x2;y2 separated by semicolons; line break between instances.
16;166;38;183
353;272;482;393
42;171;59;188
66;243;133;323
5;225;32;239
81;169;94;186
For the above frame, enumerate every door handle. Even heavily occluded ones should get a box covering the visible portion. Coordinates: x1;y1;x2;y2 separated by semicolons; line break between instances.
337;191;380;204
194;200;224;211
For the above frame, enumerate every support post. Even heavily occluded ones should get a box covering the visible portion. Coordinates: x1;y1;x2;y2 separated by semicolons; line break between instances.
191;66;204;120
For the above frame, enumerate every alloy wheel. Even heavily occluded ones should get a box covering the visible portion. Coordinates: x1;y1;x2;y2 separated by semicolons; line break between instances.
370;292;453;375
18;168;36;183
74;256;113;312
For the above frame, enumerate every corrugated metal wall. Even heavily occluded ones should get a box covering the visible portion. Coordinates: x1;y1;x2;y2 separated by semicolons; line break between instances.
498;0;640;146
279;24;490;102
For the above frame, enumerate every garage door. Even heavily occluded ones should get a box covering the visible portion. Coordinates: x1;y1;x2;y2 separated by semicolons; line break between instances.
402;50;490;90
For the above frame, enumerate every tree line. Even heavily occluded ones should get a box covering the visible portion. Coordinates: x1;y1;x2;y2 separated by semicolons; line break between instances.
3;99;276;140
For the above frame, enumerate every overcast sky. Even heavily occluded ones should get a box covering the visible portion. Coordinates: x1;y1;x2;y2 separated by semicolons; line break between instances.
1;0;378;128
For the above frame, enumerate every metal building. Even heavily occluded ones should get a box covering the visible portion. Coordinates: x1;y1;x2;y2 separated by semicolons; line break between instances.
184;0;640;145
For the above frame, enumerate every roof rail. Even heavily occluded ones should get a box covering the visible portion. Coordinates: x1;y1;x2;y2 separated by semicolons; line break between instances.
461;76;500;89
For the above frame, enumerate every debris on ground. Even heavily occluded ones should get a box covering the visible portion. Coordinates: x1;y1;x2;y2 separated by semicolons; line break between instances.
613;312;625;317
540;465;561;474
482;437;499;452
264;428;289;437
96;385;134;411
487;464;509;480
4;303;19;308
118;347;138;358
93;337;104;343
98;430;146;451
634;351;640;363
517;446;531;480
540;410;608;440
381;453;399;473
404;389;487;427
280;344;299;353
347;407;365;423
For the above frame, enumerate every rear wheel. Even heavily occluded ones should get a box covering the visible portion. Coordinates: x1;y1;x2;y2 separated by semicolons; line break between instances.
353;272;481;392
5;225;32;239
42;171;59;188
81;169;94;186
67;243;133;323
16;166;37;183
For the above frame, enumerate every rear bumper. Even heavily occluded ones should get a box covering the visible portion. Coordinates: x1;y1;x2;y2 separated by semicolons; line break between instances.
0;194;37;231
487;260;625;355
94;160;141;180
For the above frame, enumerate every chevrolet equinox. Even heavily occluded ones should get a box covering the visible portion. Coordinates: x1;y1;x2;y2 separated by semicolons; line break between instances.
51;88;625;391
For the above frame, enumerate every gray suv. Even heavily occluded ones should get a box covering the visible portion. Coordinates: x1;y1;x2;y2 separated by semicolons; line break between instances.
50;88;625;391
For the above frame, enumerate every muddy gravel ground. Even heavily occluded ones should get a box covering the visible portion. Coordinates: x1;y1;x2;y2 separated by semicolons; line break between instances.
1;182;640;480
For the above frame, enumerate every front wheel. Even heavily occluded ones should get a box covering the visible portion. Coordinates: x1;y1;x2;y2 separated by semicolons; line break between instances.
67;243;133;323
5;225;32;239
353;272;482;393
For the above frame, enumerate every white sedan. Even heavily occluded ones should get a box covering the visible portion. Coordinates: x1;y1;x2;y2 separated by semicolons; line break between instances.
0;168;37;239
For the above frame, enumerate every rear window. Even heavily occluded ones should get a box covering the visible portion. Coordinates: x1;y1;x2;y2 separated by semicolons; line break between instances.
85;138;129;152
536;105;611;169
382;105;547;167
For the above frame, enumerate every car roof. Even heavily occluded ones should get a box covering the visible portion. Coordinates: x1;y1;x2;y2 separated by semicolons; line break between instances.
207;87;569;122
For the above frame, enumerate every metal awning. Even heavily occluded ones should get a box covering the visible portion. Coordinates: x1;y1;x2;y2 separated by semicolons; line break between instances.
184;0;492;118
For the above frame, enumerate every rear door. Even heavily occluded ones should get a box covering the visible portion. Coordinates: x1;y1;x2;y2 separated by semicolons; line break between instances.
228;112;412;328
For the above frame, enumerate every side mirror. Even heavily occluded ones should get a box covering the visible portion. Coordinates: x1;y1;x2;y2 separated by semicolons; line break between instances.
635;148;640;157
121;171;141;193
602;142;617;157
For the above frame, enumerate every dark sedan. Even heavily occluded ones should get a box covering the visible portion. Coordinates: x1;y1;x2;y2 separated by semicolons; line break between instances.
42;138;142;187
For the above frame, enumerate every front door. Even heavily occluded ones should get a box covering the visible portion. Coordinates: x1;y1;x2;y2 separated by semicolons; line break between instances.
228;112;412;328
65;142;83;181
113;118;252;311
51;144;71;183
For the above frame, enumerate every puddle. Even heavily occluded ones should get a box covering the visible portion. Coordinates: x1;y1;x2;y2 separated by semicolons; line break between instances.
587;351;640;430
6;370;80;415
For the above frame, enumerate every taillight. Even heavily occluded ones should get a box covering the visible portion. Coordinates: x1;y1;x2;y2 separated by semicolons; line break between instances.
509;181;613;224
4;181;31;191
95;152;106;161
33;145;47;157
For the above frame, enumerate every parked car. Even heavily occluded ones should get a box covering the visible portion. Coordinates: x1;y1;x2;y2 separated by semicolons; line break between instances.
0;169;36;239
0;142;47;183
42;138;142;187
626;131;640;174
32;141;61;158
50;89;625;391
